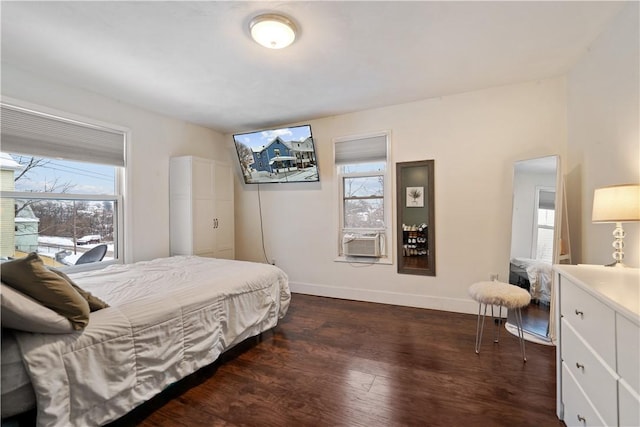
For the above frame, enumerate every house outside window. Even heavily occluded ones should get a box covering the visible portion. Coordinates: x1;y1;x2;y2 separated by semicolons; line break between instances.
334;132;391;263
0;101;126;270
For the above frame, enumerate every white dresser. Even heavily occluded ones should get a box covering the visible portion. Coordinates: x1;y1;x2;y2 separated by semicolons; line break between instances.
554;265;640;426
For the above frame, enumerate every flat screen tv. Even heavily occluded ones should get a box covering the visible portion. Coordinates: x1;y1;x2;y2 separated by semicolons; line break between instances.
233;124;319;184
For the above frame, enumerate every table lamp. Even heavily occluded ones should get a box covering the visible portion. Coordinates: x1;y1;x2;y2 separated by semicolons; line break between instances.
592;184;640;267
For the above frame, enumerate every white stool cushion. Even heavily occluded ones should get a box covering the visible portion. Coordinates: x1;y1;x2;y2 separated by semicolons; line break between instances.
468;281;531;309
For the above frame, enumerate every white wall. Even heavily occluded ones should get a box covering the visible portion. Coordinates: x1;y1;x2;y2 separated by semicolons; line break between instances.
1;64;231;263
566;2;640;267
232;78;567;314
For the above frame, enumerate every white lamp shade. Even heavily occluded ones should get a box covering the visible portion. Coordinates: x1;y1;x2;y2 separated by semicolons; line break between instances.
250;14;296;49
592;184;640;223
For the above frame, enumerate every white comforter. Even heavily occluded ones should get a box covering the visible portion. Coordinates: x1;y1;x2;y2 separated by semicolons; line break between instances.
13;256;290;427
511;257;552;303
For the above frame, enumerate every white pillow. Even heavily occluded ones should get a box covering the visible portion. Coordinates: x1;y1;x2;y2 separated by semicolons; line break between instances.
1;282;75;333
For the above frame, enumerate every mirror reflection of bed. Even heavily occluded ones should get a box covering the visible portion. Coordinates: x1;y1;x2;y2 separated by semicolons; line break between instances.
508;257;553;338
505;155;570;344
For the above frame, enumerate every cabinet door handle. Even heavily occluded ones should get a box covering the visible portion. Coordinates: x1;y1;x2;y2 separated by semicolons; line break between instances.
575;362;585;371
577;414;586;423
575;309;584;318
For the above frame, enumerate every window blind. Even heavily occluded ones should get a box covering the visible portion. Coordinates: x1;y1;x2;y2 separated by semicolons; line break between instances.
335;135;387;165
1;103;125;167
538;190;556;210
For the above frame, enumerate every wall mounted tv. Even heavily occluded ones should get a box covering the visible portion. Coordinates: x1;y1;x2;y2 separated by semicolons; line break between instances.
233;124;319;184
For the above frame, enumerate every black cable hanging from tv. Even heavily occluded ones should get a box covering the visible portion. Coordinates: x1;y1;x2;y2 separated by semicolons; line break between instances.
257;183;270;264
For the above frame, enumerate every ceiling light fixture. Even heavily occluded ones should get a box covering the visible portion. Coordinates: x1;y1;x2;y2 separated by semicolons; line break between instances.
249;13;297;49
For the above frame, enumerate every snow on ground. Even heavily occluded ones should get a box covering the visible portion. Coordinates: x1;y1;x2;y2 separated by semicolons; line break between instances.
37;236;114;265
38;236;74;246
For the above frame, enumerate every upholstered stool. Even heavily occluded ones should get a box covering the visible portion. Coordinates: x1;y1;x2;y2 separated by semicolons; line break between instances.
468;281;531;361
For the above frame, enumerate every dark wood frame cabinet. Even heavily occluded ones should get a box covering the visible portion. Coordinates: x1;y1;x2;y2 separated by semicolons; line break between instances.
396;160;435;276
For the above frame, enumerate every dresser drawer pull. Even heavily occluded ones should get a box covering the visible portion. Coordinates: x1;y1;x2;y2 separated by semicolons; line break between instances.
577;414;586;423
575;362;585;371
574;309;584;318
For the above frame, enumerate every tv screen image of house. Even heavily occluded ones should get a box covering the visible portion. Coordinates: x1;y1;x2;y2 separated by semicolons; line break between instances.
233;124;319;184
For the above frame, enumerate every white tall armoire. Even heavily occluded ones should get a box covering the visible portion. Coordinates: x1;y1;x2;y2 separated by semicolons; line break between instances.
170;156;234;259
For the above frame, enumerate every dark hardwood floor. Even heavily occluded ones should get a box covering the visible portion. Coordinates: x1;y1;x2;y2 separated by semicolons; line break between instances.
104;293;563;427
5;294;562;426
507;300;551;339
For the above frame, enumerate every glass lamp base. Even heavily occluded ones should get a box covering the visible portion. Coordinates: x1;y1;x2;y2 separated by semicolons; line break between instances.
607;222;628;267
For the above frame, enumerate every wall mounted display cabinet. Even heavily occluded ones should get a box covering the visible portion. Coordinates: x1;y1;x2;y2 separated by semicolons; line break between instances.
396;160;435;276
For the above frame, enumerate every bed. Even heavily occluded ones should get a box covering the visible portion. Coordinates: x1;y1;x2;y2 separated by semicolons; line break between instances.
509;257;552;304
1;255;290;426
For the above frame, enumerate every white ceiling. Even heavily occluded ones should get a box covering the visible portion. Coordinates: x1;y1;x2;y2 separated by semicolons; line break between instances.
1;1;625;134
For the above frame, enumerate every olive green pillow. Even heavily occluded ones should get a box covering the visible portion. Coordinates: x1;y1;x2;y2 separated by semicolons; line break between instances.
1;253;89;330
50;269;109;312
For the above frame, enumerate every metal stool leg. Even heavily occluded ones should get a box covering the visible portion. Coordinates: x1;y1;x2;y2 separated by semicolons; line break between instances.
475;303;488;354
514;307;527;362
493;305;503;343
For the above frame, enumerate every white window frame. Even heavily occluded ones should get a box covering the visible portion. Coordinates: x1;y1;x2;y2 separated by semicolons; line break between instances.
334;131;392;264
532;186;555;263
0;97;129;271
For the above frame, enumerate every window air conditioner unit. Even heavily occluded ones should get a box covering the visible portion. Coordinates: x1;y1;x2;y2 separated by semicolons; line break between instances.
342;233;382;257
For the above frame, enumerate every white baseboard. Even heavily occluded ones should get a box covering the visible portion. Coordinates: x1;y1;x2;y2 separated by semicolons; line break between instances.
289;281;478;315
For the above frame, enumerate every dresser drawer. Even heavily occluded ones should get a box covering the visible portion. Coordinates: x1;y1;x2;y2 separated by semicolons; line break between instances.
562;363;606;427
561;319;618;426
617;313;640;394
560;275;616;367
619;379;640;427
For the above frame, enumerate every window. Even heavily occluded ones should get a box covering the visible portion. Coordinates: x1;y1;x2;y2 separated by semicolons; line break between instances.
0;102;126;270
534;188;555;263
342;168;385;229
334;132;391;262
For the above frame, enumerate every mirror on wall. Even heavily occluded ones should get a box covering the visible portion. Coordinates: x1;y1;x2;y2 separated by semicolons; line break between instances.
505;155;569;343
396;160;435;276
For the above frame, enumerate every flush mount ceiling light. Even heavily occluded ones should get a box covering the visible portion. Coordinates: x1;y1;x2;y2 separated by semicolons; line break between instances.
249;13;297;49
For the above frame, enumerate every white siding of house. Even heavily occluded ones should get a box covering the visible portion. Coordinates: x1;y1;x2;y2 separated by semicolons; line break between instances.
0;168;16;257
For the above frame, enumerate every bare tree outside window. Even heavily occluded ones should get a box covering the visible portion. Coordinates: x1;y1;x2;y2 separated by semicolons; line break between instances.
13;155;76;216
